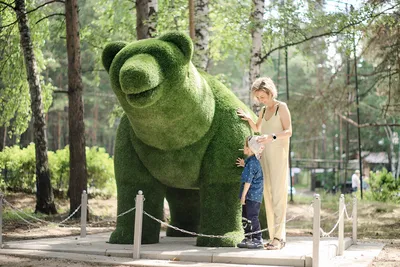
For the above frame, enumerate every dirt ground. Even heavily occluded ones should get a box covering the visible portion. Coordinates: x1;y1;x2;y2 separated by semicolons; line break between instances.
0;192;399;266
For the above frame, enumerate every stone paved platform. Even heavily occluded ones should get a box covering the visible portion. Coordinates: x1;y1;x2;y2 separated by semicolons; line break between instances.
0;232;384;267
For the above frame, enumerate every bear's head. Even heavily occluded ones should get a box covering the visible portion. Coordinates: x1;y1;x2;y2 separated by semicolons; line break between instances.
102;32;215;150
102;32;194;109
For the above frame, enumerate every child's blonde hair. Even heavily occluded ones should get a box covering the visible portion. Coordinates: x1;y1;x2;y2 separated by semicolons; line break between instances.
244;136;254;155
251;77;277;99
245;136;250;149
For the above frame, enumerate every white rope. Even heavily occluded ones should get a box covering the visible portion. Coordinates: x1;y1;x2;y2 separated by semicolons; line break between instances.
143;206;310;239
8;208;39;227
58;204;82;226
344;205;352;220
3;199;50;224
3;198;82;227
143;210;231;238
319;206;345;237
117;207;136;218
86;206;136;226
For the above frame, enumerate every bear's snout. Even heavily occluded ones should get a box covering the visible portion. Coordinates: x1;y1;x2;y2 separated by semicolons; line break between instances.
119;54;163;95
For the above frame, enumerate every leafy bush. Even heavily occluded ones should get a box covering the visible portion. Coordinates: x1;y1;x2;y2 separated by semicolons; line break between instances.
0;144;116;197
366;168;400;203
86;146;115;197
0;144;36;192
48;146;70;191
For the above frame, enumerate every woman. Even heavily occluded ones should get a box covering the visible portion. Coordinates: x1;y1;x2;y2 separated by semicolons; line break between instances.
237;77;292;250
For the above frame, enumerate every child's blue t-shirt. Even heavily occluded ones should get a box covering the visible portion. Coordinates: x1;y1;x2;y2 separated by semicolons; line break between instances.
239;155;264;203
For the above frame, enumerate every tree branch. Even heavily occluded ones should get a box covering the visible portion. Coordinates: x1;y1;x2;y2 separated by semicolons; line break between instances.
53;89;68;94
35;13;65;24
0;0;15;11
259;3;400;64
0;19;18;29
336;112;400;128
82;68;106;73
26;0;64;15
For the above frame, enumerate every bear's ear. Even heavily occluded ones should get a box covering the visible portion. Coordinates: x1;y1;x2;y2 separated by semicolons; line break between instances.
159;32;193;62
102;41;128;73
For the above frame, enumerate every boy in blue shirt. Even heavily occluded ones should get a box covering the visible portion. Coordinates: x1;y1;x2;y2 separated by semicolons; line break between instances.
236;136;264;249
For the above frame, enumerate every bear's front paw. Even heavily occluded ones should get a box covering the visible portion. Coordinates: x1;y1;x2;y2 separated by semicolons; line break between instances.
109;228;133;244
196;231;243;247
109;227;160;244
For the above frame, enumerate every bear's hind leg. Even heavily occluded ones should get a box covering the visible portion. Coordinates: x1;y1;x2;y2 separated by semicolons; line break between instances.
165;187;200;237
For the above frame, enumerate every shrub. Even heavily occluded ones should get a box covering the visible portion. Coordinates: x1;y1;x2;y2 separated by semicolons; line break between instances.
0;145;116;197
86;146;116;197
48;146;70;191
367;168;400;203
0;144;36;192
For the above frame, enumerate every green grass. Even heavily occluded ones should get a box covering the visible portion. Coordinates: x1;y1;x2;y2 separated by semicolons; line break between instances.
2;207;46;222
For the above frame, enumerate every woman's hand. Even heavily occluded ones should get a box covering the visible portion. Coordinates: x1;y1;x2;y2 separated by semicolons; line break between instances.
236;108;251;121
236;158;245;167
257;134;272;144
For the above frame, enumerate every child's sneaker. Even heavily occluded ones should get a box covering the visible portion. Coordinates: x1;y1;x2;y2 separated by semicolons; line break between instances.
237;237;252;248
247;238;263;249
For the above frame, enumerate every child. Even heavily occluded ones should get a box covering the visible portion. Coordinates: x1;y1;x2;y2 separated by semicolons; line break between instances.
236;136;264;249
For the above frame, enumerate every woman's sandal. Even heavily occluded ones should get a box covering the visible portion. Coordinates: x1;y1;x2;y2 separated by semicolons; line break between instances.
263;240;272;249
264;237;285;250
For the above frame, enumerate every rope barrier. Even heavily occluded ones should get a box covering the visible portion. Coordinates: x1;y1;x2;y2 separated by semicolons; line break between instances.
1;195;138;228
2;192;313;239
8;207;38;227
3;199;52;224
1;192;356;245
344;205;353;220
58;204;82;226
143;207;310;239
319;202;351;237
3;198;82;227
86;205;136;226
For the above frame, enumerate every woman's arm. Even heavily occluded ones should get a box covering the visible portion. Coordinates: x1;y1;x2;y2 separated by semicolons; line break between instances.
236;108;263;132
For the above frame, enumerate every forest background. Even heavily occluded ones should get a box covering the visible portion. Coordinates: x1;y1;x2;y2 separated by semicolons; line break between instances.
0;0;399;214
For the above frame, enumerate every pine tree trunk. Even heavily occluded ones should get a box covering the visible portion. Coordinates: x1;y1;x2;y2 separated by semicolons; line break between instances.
193;0;210;71
136;0;158;40
65;0;87;217
248;0;265;104
15;0;57;214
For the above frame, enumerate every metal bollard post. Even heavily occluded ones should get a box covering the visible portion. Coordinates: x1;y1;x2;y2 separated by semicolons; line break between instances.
313;194;321;267
338;194;344;256
133;190;144;259
352;196;357;244
80;190;87;238
0;193;3;248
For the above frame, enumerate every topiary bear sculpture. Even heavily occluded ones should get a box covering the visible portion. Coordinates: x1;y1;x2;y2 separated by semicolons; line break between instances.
102;32;255;247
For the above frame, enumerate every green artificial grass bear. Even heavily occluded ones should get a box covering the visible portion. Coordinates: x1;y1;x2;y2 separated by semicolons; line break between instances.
102;32;256;247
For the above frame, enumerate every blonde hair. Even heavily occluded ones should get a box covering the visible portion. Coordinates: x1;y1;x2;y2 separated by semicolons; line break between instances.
251;77;278;99
244;136;254;155
245;136;250;148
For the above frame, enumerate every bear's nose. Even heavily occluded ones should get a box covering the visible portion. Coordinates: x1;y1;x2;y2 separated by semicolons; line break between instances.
119;54;163;94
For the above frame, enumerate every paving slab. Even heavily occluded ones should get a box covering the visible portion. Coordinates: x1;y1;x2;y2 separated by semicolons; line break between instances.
0;232;382;267
328;241;385;267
